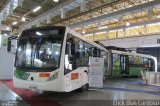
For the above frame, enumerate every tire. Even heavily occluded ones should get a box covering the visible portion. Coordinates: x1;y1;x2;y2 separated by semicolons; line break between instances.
78;83;89;92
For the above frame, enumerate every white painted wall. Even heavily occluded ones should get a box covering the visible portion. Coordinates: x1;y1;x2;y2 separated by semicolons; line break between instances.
100;34;160;48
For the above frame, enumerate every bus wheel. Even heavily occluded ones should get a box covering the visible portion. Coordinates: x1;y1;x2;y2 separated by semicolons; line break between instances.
79;83;89;92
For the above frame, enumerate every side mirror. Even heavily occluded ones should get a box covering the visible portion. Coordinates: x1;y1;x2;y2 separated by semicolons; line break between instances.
7;39;11;52
7;36;19;54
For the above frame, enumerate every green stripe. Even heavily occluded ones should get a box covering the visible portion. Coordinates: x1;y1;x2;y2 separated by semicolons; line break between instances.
15;69;26;80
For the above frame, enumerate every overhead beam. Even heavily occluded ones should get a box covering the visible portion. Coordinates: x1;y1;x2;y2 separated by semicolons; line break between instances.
18;0;24;7
53;0;121;24
80;0;87;12
69;0;160;29
0;0;10;13
47;16;52;24
0;0;20;22
61;8;66;19
148;7;153;18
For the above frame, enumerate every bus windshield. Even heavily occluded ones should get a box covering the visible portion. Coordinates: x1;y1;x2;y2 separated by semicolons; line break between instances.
15;28;65;70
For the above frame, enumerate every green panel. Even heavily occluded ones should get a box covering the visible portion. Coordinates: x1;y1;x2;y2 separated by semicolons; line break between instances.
15;69;25;79
129;67;149;76
129;67;140;76
14;69;30;80
104;66;109;77
112;66;122;76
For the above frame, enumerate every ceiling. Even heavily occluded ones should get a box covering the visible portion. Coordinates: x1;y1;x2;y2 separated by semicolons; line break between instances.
0;0;160;41
1;0;67;25
0;0;7;10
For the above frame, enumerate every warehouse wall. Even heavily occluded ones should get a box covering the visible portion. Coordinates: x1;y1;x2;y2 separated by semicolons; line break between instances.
100;34;160;48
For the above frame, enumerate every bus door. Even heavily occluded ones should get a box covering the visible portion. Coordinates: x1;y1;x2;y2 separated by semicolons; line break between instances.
120;55;129;75
125;56;129;74
148;59;154;71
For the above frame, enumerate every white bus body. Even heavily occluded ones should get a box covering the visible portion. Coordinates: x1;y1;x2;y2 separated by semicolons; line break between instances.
12;26;107;92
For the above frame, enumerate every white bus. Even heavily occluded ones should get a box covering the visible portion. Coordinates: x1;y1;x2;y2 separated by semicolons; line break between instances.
7;26;157;92
96;44;158;77
107;49;157;77
8;26;107;92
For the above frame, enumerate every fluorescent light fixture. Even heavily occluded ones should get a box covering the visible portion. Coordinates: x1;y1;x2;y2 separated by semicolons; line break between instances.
18;48;21;52
55;51;59;55
126;22;131;26
33;6;41;12
6;27;10;30
22;17;26;22
98;26;108;30
157;15;160;18
147;22;160;26
4;33;8;36
12;21;17;25
95;31;106;35
36;31;42;36
84;33;94;36
82;31;85;34
126;26;141;30
141;44;160;47
81;26;85;34
26;49;31;54
86;23;96;27
53;0;59;2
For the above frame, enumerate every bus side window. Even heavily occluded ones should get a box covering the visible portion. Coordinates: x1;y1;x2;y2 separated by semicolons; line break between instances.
65;35;77;74
92;47;101;57
71;41;77;70
149;59;154;71
65;42;72;74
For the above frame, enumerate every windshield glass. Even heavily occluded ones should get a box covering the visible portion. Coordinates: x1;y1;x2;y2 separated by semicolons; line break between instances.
15;28;65;70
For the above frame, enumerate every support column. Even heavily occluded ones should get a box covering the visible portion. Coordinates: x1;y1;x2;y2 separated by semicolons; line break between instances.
143;25;147;34
36;21;41;27
9;2;14;14
18;0;24;7
108;49;112;77
47;16;52;24
3;11;7;19
118;17;123;26
61;8;66;19
148;7;153;19
97;22;101;29
80;0;86;12
81;26;85;34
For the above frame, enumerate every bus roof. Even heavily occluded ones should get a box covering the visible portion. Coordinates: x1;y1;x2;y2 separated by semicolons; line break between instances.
22;26;66;34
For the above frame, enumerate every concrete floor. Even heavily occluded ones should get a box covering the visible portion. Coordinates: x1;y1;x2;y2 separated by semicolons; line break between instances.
0;78;160;106
0;82;29;106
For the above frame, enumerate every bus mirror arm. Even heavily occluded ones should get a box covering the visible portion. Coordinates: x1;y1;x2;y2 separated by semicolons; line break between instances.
7;44;16;55
7;40;12;52
7;36;19;54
